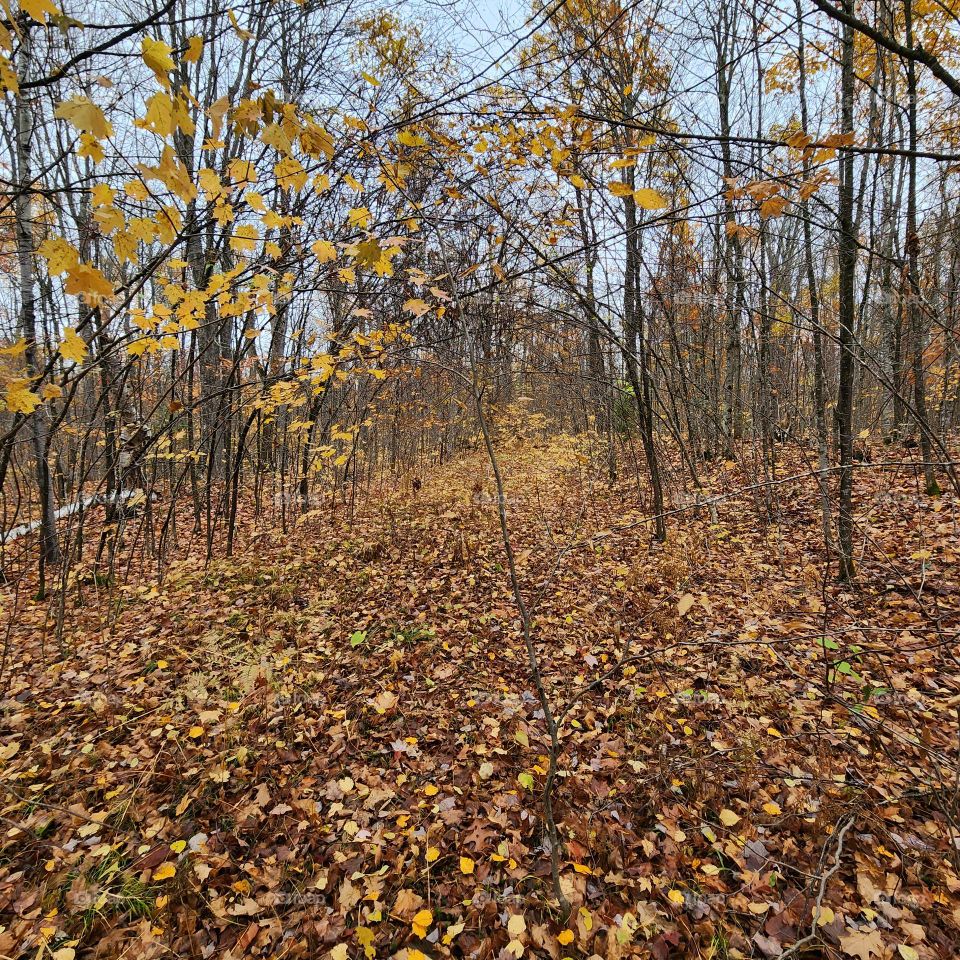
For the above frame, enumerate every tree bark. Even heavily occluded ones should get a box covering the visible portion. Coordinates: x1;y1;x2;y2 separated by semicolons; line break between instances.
15;25;60;567
836;0;858;580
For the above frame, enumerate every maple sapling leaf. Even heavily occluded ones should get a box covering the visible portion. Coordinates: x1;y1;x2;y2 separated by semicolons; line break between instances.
312;239;337;263
58;327;87;364
21;0;60;23
403;298;430;317
5;380;41;415
142;36;175;86
184;36;204;62
55;96;113;140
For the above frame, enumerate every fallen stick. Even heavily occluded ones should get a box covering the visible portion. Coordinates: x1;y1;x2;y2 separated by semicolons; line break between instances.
0;489;144;545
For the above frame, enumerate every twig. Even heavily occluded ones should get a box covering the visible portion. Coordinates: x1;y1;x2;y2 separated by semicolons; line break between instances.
777;813;857;959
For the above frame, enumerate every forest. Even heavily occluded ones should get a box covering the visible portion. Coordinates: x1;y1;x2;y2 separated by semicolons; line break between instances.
0;0;959;957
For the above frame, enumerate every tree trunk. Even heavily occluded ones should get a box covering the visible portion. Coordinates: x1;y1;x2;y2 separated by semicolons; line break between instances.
903;0;940;495
15;26;60;568
796;0;834;553
836;0;858;580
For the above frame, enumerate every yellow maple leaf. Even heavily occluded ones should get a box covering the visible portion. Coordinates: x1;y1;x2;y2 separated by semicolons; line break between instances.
65;263;113;303
459;856;475;875
557;930;574;945
184;36;204;63
354;237;386;270
244;191;266;212
301;124;334;159
229;159;257;185
142;37;175;87
228;9;254;40
77;134;105;163
0;55;19;94
311;239;337;264
5;380;40;415
138;91;194;139
39;237;80;275
20;0;60;24
403;298;429;317
274;157;306;192
347;206;371;228
229;224;259;253
760;195;789;220
55;96;113;140
0;339;27;358
58;327;87;364
397;129;426;147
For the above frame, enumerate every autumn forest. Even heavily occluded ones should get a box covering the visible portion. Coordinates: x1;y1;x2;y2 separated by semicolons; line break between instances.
0;0;959;957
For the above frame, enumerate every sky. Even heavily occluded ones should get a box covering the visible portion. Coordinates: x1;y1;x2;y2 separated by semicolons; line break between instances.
411;0;529;76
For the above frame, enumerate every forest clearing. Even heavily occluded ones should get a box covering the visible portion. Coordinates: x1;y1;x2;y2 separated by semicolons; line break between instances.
2;0;960;957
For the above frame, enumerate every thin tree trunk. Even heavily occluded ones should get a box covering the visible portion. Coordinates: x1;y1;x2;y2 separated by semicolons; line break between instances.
15;26;60;569
796;0;834;553
715;12;743;451
836;0;858;580
903;0;940;495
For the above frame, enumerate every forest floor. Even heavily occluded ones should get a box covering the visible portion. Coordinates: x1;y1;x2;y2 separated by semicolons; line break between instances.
1;433;960;960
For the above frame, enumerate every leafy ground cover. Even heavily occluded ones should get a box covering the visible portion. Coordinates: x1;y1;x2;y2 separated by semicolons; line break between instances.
1;437;959;959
